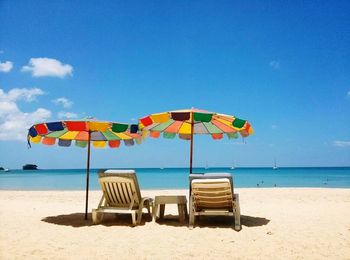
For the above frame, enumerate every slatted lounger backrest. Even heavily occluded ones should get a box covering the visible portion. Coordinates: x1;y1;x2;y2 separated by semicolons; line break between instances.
99;176;137;207
191;178;233;210
98;170;142;207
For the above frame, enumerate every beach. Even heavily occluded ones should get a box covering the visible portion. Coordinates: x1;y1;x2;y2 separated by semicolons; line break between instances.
1;188;350;259
2;1;350;259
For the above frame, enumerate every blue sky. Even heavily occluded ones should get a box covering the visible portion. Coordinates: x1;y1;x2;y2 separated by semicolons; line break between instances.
0;1;349;169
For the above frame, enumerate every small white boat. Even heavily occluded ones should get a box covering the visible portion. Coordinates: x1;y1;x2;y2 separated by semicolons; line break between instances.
273;159;278;170
230;160;235;170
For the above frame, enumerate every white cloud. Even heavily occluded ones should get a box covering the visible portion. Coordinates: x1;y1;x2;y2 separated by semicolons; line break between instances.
0;88;44;102
333;141;350;147
0;61;13;73
269;60;280;69
0;101;18;117
0;88;51;141
22;58;73;78
52;97;73;108
57;111;78;119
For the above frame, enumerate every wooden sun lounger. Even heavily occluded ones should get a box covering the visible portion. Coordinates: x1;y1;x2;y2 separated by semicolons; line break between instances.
189;176;241;231
92;170;153;226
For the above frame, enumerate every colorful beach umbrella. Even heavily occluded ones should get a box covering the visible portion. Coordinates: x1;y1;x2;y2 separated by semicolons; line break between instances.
27;119;141;219
139;108;253;173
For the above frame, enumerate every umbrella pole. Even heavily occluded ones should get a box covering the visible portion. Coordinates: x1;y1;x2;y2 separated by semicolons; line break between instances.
190;112;194;173
85;131;91;220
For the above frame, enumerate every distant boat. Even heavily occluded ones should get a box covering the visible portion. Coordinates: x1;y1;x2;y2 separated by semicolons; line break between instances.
0;167;10;172
230;160;235;170
205;162;209;170
273;159;278;170
23;164;38;170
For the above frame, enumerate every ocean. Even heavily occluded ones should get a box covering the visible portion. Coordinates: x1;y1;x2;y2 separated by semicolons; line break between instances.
0;167;350;190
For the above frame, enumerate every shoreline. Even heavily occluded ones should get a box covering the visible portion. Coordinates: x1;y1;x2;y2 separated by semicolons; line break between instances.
1;187;350;191
1;188;350;259
3;166;350;170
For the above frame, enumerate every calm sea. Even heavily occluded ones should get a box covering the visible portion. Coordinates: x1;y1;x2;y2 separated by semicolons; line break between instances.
0;167;350;190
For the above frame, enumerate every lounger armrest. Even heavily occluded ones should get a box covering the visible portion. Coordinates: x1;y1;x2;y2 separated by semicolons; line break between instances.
141;197;154;204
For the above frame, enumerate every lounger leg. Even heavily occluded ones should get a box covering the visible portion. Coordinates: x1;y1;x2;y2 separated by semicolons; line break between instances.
92;209;103;224
92;209;97;224
131;212;137;226
146;200;152;215
152;203;158;222
137;207;143;225
233;194;241;231
189;197;195;229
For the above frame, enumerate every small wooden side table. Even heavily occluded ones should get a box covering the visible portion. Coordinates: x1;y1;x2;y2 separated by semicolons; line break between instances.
153;195;188;223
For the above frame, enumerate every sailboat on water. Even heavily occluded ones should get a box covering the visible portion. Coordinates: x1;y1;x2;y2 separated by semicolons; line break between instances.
273;158;278;170
230;160;235;170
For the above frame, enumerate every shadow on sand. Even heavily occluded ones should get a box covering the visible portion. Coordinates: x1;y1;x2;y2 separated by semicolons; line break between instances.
42;213;153;227
42;213;269;229
155;214;270;228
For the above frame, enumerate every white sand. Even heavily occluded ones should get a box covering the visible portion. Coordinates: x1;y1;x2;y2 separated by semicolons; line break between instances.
1;188;350;259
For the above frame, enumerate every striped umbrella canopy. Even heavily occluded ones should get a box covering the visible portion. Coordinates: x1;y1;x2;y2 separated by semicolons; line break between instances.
139;108;253;173
27;119;141;220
